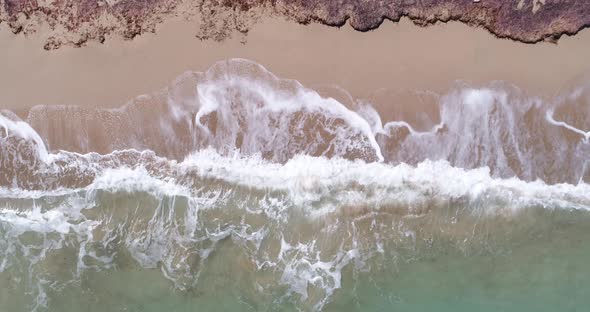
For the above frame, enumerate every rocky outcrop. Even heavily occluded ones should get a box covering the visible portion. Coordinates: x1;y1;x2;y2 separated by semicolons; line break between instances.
1;0;589;49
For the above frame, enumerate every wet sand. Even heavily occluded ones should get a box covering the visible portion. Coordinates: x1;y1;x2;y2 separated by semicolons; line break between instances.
1;17;590;113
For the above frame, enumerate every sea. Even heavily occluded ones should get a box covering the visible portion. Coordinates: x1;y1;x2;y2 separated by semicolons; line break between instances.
1;59;589;311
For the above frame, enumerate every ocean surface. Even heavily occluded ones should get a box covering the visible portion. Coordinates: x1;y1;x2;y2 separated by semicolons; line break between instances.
1;59;590;311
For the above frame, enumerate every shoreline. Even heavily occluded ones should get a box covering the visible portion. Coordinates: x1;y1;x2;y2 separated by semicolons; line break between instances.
1;17;590;115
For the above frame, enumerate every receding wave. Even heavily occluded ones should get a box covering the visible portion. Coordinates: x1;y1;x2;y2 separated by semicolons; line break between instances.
1;59;590;311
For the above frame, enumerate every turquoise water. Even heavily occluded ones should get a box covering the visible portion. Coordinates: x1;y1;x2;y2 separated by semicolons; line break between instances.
2;189;590;311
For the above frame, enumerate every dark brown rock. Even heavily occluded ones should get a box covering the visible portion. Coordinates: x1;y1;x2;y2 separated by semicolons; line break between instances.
1;0;589;49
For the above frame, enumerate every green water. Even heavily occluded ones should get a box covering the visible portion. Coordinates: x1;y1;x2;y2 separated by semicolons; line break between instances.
2;196;589;312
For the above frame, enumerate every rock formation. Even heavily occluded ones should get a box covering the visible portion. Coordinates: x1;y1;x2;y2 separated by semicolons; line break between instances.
1;0;589;49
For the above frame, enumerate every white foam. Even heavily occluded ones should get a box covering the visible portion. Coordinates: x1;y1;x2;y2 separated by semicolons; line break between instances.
0;114;51;162
0;208;72;234
2;146;588;217
194;60;384;161
546;109;590;142
89;167;191;198
181;149;590;216
0;195;94;236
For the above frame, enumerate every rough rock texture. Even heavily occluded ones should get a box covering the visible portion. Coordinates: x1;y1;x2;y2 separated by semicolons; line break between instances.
1;0;589;49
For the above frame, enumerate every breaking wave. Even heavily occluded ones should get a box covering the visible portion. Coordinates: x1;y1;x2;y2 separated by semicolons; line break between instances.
1;59;589;311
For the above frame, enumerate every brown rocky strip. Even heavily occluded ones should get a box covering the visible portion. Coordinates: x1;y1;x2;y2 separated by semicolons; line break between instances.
1;0;589;49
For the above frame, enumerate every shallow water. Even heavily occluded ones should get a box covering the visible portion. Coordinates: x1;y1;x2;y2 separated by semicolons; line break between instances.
1;59;589;311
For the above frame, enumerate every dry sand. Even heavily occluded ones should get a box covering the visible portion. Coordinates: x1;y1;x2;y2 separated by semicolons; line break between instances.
1;17;590;116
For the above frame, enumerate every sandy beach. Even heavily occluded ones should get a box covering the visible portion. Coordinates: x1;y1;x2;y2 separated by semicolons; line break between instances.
1;16;590;116
2;6;590;312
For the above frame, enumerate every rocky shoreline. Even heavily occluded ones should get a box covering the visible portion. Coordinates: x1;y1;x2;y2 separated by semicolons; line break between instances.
2;0;589;49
